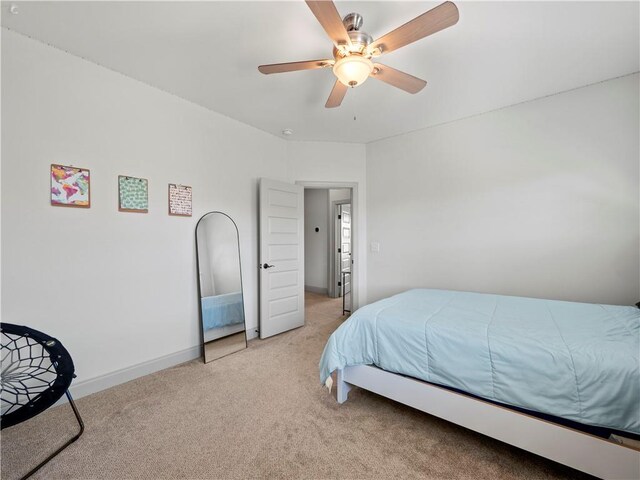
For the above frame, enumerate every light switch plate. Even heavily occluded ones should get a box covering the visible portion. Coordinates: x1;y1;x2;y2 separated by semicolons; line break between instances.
370;242;380;253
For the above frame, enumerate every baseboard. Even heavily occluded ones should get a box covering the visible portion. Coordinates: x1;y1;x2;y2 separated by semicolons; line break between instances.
65;328;259;402
305;285;328;295
67;345;201;401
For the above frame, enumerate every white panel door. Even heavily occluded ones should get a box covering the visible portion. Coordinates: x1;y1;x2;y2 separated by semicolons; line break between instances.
259;178;304;339
340;204;352;296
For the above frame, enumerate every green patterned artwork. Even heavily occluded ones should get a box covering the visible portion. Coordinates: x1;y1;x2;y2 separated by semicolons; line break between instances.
118;176;148;213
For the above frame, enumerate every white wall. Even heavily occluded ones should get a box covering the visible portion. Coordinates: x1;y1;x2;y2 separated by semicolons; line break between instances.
0;30;368;394
0;28;282;384
329;189;351;204
304;189;329;292
367;74;640;306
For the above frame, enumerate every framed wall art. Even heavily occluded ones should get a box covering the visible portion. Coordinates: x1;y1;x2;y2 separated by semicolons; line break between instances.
51;164;90;208
118;175;148;213
168;184;192;217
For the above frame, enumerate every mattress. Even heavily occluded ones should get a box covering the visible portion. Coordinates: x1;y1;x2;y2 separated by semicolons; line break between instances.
201;292;244;330
319;289;640;435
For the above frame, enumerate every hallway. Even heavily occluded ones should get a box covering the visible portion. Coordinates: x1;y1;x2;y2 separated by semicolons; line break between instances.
304;291;345;322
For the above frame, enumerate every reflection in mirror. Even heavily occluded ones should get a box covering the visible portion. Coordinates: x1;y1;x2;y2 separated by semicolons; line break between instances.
196;212;247;363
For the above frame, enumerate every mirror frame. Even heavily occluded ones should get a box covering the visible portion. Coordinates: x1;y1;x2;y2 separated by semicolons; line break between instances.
195;211;248;362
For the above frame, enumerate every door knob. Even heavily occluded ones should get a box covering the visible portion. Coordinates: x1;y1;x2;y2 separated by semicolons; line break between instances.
262;263;275;269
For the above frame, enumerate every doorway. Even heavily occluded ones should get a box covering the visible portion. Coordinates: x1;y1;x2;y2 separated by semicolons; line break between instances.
258;178;359;339
302;186;354;317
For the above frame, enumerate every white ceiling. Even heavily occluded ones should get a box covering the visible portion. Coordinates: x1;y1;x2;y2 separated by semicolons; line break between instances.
2;1;638;143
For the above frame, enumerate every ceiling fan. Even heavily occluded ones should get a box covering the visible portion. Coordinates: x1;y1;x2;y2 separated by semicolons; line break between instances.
258;1;459;108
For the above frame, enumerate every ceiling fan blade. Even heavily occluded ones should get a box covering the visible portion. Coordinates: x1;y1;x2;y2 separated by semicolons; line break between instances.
258;59;333;75
371;64;427;94
369;1;459;56
305;1;352;50
325;80;348;108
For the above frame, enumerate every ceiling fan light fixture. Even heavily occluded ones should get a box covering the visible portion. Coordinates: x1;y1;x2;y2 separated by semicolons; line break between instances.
333;55;373;88
258;1;459;107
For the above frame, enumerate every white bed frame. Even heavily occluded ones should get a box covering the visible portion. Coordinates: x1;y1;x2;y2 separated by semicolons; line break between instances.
337;365;640;479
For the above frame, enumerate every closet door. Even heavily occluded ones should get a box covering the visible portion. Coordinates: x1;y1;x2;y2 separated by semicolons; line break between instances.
258;178;304;339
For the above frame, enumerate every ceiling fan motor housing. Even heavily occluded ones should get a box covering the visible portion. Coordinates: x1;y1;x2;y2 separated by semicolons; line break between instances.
332;13;373;57
343;12;363;31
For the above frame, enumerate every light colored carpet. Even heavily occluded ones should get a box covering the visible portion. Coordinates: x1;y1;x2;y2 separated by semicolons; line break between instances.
1;292;592;480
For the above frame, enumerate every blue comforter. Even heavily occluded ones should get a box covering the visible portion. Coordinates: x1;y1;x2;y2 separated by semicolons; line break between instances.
201;292;244;330
319;289;640;434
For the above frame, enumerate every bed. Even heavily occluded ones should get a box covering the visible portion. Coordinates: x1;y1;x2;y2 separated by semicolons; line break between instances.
319;289;640;478
201;292;244;330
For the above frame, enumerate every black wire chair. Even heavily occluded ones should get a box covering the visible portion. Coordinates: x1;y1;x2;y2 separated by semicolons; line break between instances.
1;323;84;479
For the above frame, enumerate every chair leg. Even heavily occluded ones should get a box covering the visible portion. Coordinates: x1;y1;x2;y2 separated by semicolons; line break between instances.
21;391;84;480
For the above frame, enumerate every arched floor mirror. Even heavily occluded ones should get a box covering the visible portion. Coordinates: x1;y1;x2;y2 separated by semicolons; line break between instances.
195;212;247;363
